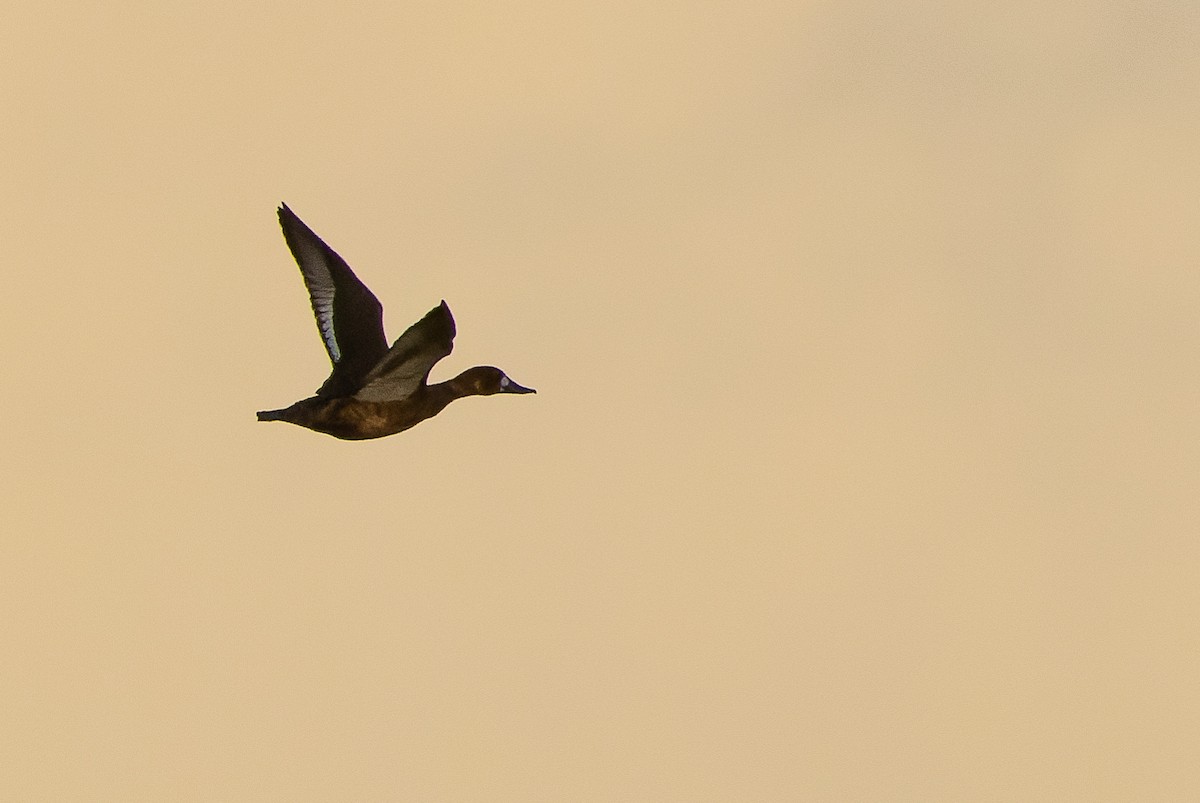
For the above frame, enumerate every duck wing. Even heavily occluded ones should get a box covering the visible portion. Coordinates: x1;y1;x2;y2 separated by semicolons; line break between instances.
354;301;456;402
278;204;389;397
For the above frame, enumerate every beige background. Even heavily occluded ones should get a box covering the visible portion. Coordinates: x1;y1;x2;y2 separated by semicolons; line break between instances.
3;1;1199;799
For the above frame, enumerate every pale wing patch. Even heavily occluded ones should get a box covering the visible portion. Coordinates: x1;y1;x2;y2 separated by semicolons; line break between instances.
309;286;340;362
289;231;342;365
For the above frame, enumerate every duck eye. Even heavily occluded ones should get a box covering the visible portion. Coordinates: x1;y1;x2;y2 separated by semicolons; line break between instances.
500;376;510;389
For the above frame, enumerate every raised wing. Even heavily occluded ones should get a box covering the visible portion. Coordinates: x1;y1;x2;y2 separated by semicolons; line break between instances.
354;301;456;402
278;204;389;397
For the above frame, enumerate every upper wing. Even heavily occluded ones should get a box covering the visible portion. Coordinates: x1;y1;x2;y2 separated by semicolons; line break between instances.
354;301;456;402
277;204;389;397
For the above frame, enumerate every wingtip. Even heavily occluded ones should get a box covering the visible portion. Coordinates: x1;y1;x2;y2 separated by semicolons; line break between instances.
277;204;307;236
439;300;456;337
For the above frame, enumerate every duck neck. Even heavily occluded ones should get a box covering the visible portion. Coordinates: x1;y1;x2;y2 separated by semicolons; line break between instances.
429;370;485;404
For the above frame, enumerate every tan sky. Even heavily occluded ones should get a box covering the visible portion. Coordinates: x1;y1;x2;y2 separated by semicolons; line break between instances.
3;1;1199;799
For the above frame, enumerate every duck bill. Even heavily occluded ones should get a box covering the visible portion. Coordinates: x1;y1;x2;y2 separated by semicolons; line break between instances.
503;379;536;394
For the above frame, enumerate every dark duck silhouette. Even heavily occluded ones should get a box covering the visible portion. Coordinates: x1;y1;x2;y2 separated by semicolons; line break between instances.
257;204;535;439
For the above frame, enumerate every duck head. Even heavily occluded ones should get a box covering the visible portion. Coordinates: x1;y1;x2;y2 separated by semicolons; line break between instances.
455;366;536;396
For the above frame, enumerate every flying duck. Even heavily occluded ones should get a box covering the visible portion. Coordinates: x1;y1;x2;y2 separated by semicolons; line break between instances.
257;204;535;439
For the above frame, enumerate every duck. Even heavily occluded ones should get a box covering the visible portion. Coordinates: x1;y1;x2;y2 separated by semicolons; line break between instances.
257;204;535;439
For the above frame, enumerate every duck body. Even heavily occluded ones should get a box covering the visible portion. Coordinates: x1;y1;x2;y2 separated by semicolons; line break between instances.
258;366;528;440
257;205;534;440
257;391;450;440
